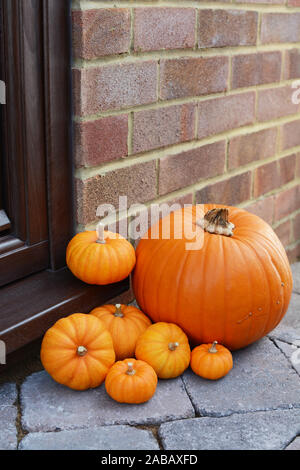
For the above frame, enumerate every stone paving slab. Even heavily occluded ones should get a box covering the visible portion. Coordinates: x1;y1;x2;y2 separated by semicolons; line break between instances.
21;371;194;432
19;425;159;450
0;383;18;450
274;339;300;376
268;324;300;345
159;409;300;450
291;262;300;294
286;437;300;450
182;337;300;417
269;292;300;344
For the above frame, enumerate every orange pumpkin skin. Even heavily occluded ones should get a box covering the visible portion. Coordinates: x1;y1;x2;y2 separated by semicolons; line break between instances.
40;313;115;390
190;342;233;380
90;303;152;360
105;358;157;404
135;322;191;379
133;204;293;351
66;230;136;285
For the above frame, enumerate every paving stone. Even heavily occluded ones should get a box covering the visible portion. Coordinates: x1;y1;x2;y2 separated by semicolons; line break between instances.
285;437;300;450
269;292;300;343
182;337;300;417
268;324;300;345
159;409;300;450
291;262;300;294
21;371;194;432
0;383;18;450
274;339;300;376
19;425;159;450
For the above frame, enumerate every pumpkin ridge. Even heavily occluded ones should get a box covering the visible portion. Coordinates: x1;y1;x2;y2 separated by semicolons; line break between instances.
140;239;170;317
174;245;191;331
236;235;275;339
233;237;256;348
80;244;97;284
66;240;86;266
155;240;183;324
69;313;88;345
48;326;77;349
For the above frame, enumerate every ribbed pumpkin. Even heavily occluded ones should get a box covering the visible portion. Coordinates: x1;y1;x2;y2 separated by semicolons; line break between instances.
66;223;136;285
190;341;233;380
133;204;293;350
40;313;115;390
90;303;152;360
135;322;191;378
105;358;157;404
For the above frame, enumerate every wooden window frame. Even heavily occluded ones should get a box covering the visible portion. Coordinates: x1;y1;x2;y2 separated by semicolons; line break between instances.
0;0;128;359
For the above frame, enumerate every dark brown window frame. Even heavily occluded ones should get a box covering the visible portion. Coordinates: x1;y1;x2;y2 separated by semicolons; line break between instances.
0;0;128;359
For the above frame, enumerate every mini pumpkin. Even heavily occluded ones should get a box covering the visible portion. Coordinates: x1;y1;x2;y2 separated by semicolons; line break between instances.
90;303;152;360
190;341;233;380
135;322;191;379
40;313;115;390
66;223;136;285
105;358;157;404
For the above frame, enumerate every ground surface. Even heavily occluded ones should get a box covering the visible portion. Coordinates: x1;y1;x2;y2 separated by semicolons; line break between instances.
1;263;300;450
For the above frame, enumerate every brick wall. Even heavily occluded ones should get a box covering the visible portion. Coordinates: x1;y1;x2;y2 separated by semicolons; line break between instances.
72;0;300;262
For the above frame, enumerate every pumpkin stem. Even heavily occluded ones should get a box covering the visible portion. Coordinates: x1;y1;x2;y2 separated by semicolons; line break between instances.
96;222;106;244
114;304;124;318
209;341;218;354
168;342;179;351
126;362;136;376
77;346;88;357
197;208;235;237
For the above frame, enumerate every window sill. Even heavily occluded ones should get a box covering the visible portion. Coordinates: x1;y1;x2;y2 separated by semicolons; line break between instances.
0;268;129;355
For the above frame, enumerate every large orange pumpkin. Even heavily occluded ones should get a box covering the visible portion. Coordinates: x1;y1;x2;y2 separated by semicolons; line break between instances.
41;313;115;390
133;204;293;350
66;223;136;285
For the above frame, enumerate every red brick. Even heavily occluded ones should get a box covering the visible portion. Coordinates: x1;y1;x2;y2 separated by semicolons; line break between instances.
160;57;228;101
198;93;255;139
284;49;300;80
254;161;280;197
236;0;284;3
261;13;300;44
132;104;195;154
279;153;297;185
134;8;195;52
297;153;300;177
245;196;275;225
231;52;281;89
72;9;131;59
287;0;300;7
228;128;277;169
196;172;252;206
165;193;194;208
286;243;300;263
159;141;226;196
274;185;300;220
292;213;300;242
198;9;258;48
74;115;128;167
73;61;157;116
281;120;300;150
75;160;157;225
274;220;292;247
257;86;300;122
